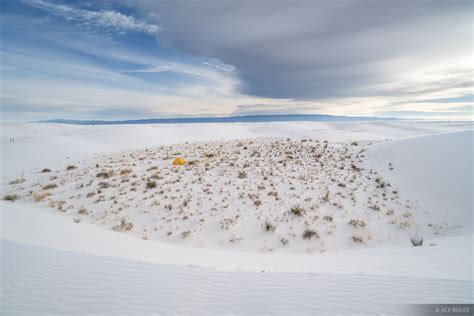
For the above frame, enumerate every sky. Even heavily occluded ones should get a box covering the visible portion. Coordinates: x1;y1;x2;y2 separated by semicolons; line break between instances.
0;0;472;121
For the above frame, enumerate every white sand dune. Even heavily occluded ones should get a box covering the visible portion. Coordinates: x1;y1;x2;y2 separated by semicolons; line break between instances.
1;121;472;314
2;240;472;315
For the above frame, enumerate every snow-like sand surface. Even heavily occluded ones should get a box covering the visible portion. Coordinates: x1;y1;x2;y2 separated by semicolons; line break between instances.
1;121;473;314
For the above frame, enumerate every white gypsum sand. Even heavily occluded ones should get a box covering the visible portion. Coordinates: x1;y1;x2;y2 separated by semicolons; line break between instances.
1;121;472;314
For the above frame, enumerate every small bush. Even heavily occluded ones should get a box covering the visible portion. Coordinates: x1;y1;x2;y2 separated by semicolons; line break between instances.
238;171;247;179
41;168;51;173
410;236;423;246
96;170;114;179
264;221;276;232
146;180;157;189
9;178;26;185
351;141;358;146
323;215;333;222
113;217;134;231
66;165;77;171
3;194;19;202
98;182;110;189
42;184;57;190
120;168;133;175
352;235;364;243
34;192;51;202
291;205;305;216
302;229;319;240
348;219;366;228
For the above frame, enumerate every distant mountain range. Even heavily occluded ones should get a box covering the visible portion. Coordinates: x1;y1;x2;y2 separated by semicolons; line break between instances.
37;114;387;125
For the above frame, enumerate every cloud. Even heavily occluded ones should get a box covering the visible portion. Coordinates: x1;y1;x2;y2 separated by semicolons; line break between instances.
124;0;472;101
24;0;159;34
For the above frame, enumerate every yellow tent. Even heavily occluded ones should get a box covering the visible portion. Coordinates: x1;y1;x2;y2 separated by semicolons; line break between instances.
172;157;187;166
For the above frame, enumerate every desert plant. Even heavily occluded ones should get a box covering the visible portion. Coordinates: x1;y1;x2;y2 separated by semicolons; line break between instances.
34;192;52;202
9;178;26;185
3;194;19;202
291;205;305;216
348;219;366;228
410;236;423;246
146;180;157;189
66;165;77;171
264;221;276;232
302;229;319;239
323;215;333;222
238;171;247;178
96;170;114;179
41;168;51;173
120;168;133;175
42;184;57;190
352;235;364;243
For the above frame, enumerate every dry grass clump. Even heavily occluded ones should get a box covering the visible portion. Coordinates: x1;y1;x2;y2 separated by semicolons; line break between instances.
348;219;366;228
9;178;26;185
3;194;19;202
323;215;333;222
264;221;276;232
96;170;114;179
410;236;423;246
238;171;247;179
113;217;134;232
34;192;52;202
146;180;157;189
351;235;364;243
41;168;51;173
181;230;191;238
302;229;319;240
66;165;77;171
120;168;133;175
42;184;57;190
291;205;305;216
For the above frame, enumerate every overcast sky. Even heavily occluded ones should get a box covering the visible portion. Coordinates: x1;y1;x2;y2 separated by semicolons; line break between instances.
1;0;472;121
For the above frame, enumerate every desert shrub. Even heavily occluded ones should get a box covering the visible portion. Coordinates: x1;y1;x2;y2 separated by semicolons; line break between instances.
351;164;361;172
181;230;191;238
323;215;333;222
78;207;89;215
42;184;57;190
410;236;423;246
375;177;387;188
98;182;110;189
264;221;276;232
66;165;77;171
348;219;366;228
96;170;114;179
238;171;247;179
34;192;51;202
9;178;26;185
351;141;358;146
146;180;157;189
113;217;134;231
352;235;364;243
302;229;319;239
120;168;133;175
41;168;51;173
291;205;305;216
3;194;19;202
